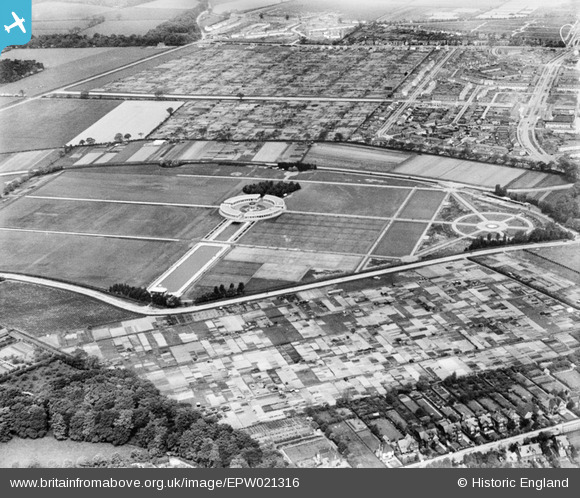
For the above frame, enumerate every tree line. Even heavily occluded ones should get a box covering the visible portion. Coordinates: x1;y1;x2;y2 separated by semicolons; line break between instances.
22;4;206;49
466;223;573;251
0;353;284;468
108;283;181;308
242;180;300;198
195;282;245;304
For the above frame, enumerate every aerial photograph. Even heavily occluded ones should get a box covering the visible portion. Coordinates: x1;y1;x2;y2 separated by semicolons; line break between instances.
0;0;580;471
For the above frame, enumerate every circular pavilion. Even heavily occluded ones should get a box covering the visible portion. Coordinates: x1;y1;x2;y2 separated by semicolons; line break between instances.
219;194;286;222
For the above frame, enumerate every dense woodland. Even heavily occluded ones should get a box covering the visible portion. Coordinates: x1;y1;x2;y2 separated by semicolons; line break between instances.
0;59;44;84
0;353;284;468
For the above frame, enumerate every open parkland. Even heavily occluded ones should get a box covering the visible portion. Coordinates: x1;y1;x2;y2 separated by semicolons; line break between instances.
0;135;562;303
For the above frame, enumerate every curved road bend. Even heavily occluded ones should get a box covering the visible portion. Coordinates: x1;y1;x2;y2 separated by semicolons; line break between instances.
1;239;578;316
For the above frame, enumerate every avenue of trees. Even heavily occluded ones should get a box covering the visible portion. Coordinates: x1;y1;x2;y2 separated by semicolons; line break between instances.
0;59;44;84
242;180;300;198
0;353;283;467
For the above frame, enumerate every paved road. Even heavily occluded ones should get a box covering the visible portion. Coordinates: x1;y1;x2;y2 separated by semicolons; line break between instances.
406;418;580;468
516;50;570;161
1;239;578;316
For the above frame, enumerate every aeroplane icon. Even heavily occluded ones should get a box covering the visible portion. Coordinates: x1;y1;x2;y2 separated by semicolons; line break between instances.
4;12;26;34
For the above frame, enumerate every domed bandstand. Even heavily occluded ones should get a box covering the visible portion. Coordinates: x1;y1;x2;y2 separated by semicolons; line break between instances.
219;194;286;222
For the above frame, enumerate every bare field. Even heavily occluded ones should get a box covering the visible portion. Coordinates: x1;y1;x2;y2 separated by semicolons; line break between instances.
67;101;183;145
239;213;386;254
286;183;412;218
372;221;428;257
304;143;412;172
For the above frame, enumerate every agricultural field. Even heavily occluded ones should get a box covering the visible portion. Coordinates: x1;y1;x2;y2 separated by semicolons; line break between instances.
532;245;580;274
238;213;386;254
285;183;412;218
0;280;139;335
0;99;120;153
372;221;429;258
394;155;528;188
0;47;165;103
213;0;283;14
67;100;183;145
302;143;412;172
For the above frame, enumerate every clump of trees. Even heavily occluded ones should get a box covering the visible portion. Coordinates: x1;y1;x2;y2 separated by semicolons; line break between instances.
0;59;44;84
196;282;245;304
108;283;181;308
277;162;316;172
466;223;573;251
242;180;300;198
0;354;284;467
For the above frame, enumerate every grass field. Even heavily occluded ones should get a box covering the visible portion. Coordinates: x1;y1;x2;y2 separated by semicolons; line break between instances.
0;280;139;335
398;189;446;220
239;213;386;254
285;183;412;218
83;20;163;36
67;101;183;145
0;436;137;468
303;143;412;172
394;155;526;188
0;229;189;289
372;221;428;257
0;197;220;240
33;170;243;206
0;100;120;153
532;245;580;274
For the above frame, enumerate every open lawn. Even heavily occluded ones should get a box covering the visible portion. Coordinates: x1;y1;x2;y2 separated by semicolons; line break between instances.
394;155;526;188
0;229;189;289
33;170;244;206
67;101;183;146
303;143;411;172
0;436;137;468
0;197;220;240
0;100;120;153
372;221;428;257
398;189;446;220
238;213;386;254
286;183;412;218
0;280;139;335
